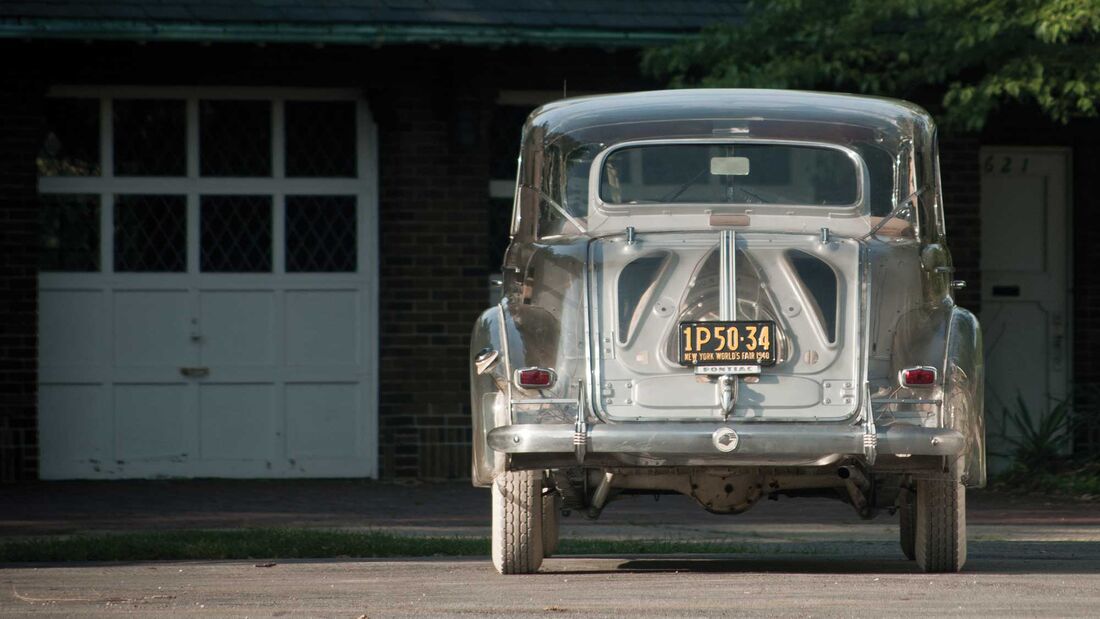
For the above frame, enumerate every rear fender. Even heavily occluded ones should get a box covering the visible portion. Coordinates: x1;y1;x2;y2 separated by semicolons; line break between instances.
944;308;986;487
470;298;567;486
891;305;985;486
470;305;509;487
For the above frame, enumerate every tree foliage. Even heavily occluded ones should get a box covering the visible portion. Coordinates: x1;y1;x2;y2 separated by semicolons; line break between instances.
642;0;1100;131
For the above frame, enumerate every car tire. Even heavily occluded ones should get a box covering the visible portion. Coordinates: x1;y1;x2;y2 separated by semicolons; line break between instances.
898;486;916;561
542;490;561;558
491;470;544;574
914;478;967;573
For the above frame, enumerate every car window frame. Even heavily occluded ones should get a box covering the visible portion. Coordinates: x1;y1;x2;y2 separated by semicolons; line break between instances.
589;138;869;215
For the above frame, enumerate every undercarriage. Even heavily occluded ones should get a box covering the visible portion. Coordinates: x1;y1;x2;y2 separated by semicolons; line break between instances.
491;457;965;574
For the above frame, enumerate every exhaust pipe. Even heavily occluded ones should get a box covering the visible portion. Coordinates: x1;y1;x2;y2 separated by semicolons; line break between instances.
837;465;870;516
587;472;615;519
837;465;868;488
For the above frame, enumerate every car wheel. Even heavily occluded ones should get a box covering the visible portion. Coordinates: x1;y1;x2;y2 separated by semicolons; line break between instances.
898;486;916;561
542;490;561;558
491;470;544;574
914;478;967;573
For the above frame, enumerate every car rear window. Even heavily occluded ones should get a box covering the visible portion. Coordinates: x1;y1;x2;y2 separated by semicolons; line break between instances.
599;143;859;207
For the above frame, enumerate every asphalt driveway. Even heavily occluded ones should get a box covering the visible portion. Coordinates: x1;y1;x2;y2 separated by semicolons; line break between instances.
3;479;1099;539
4;547;1100;617
2;481;1098;616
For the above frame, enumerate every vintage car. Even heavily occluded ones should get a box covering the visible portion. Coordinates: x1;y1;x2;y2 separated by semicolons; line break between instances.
470;89;985;574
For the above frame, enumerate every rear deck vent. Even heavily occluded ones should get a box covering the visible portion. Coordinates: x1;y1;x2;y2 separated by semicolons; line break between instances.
617;252;670;345
788;250;838;343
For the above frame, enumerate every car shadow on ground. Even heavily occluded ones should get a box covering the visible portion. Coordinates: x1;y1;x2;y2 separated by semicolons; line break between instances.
6;541;1100;576
539;540;1100;576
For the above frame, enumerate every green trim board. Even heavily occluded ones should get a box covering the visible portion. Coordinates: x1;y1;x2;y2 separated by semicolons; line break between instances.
0;19;693;48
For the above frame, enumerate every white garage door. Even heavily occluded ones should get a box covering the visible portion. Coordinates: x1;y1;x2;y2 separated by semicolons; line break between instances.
36;87;378;479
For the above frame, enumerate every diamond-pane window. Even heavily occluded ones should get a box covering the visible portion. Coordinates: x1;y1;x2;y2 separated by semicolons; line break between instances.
285;101;356;177
113;99;186;176
200;100;272;177
286;195;357;272
40;194;100;271
114;195;187;272
39;98;100;177
201;195;272;273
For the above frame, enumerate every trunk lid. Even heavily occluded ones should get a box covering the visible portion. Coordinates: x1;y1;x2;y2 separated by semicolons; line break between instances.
588;230;862;421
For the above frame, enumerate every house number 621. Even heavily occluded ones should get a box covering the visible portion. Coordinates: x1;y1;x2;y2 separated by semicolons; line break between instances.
983;155;1030;175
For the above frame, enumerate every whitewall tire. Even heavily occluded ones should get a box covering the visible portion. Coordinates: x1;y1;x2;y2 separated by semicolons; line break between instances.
914;478;967;573
491;470;544;574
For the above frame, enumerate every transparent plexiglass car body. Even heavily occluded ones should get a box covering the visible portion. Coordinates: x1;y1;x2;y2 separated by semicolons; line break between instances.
471;90;985;574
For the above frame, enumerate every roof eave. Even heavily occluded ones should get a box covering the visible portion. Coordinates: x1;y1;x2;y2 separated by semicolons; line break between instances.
0;18;690;48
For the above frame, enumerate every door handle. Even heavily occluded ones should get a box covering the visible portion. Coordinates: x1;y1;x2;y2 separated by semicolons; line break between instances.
180;367;210;378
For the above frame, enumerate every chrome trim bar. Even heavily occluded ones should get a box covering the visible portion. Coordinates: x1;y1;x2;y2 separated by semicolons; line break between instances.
858;242;877;465
488;422;964;458
719;229;736;320
717;229;738;418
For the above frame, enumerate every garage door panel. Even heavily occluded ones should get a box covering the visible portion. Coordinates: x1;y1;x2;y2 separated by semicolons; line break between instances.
115;384;195;460
114;290;193;367
38;384;111;473
285;383;359;459
199;384;274;460
37;90;377;480
199;290;275;367
40;290;109;368
285;290;360;366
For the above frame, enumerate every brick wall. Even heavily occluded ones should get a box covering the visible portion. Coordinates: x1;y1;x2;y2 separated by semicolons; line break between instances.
373;85;493;479
938;135;982;312
367;49;646;479
1068;134;1100;387
1072;137;1100;451
364;49;648;479
0;80;43;482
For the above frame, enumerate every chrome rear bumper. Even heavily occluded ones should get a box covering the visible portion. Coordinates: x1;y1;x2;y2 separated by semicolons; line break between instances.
487;422;963;459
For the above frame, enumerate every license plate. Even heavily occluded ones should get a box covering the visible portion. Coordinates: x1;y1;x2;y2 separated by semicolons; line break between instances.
678;321;777;367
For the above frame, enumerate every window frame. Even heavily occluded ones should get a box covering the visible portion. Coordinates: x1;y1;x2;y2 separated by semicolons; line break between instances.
589;138;868;215
37;86;375;277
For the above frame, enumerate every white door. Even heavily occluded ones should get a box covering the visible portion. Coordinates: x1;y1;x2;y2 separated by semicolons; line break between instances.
36;87;379;479
980;148;1071;466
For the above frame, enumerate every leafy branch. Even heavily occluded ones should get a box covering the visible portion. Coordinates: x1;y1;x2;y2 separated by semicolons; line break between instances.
642;0;1100;131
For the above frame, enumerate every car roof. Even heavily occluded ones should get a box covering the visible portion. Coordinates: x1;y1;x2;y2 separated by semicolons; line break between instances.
528;89;935;149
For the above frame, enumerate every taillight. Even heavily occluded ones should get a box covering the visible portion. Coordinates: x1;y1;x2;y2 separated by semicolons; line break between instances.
900;366;937;387
515;367;556;389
